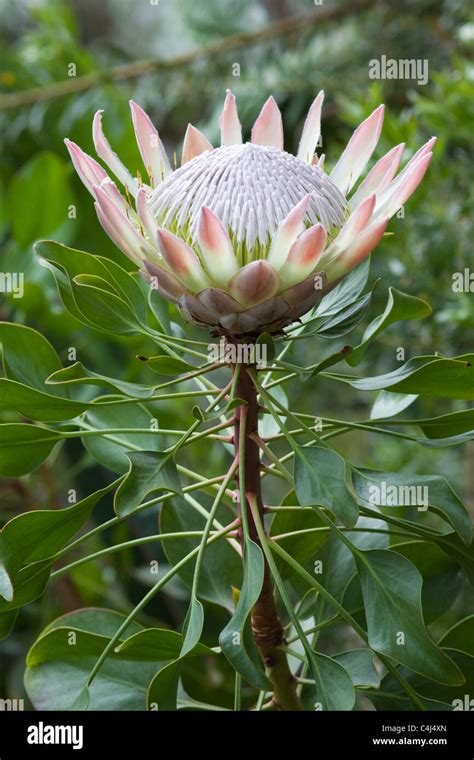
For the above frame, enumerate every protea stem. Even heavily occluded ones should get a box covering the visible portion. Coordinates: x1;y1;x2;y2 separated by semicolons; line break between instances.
232;358;303;711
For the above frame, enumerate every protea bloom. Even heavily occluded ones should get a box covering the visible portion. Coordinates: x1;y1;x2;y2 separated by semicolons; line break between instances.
65;91;434;337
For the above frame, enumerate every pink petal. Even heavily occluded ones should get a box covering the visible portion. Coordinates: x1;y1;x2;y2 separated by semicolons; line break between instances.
251;96;284;150
142;260;187;302
349;143;405;209
229;260;280;306
136;186;158;242
94;186;148;266
181;124;213;165
330;105;385;195
64;139;127;210
220;90;242;146
156;229;210;292
375;138;436;210
129;100;171;185
93;110;137;197
325;218;388;283
376;152;433;218
267;194;311;269
197;207;238;286
65;139;106;193
279;223;327;287
333;194;376;252
297;90;324;163
403;137;437;175
374;137;436;209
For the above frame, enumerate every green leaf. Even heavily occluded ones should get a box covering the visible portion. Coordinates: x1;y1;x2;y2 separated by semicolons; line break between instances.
47;362;156;398
115;628;212;660
391;541;464;623
439;616;474;655
295;515;389;624
98;262;148;324
334;354;474;400
147;661;181;711
9;152;73;246
333;649;381;688
25;609;160;711
347;288;432;366
0;481;116;578
416;408;474;439
219;540;269;690
0;484;115;615
353;468;472;545
36;240;148;322
370;391;418;420
287;530;356;619
437;532;474;584
114;451;183;516
316;257;370;317
370;649;474;711
160;496;242;610
369;681;454;711
68;688;91;711
139;355;196;376
0;610;19;640
355;548;464;685
148;287;172;333
180;597;205;658
82;404;163;474
71;276;143;335
308;651;355;711
0;423;62;477
27;623;210;667
294;446;359;527
270;507;329;580
0;322;69;398
315;289;374;340
0;562;51;613
417;431;474;448
35;240;147;334
0;378;90;421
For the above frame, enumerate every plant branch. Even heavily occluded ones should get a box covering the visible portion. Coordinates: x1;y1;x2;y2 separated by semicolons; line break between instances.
0;0;376;110
232;358;303;711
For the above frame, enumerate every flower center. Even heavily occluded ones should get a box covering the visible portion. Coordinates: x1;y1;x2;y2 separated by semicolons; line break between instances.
149;143;348;260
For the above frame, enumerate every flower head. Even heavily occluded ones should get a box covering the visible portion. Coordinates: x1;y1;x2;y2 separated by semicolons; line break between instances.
65;91;435;337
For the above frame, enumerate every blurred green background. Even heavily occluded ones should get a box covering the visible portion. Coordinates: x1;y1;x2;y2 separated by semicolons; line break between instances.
0;0;473;707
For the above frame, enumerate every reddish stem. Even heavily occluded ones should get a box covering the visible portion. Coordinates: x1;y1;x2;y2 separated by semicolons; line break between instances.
232;360;303;711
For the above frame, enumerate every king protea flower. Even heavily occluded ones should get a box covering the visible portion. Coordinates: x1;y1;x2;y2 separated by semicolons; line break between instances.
65;91;435;337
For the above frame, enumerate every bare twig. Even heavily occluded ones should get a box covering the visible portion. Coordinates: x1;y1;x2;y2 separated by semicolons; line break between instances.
0;0;376;110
